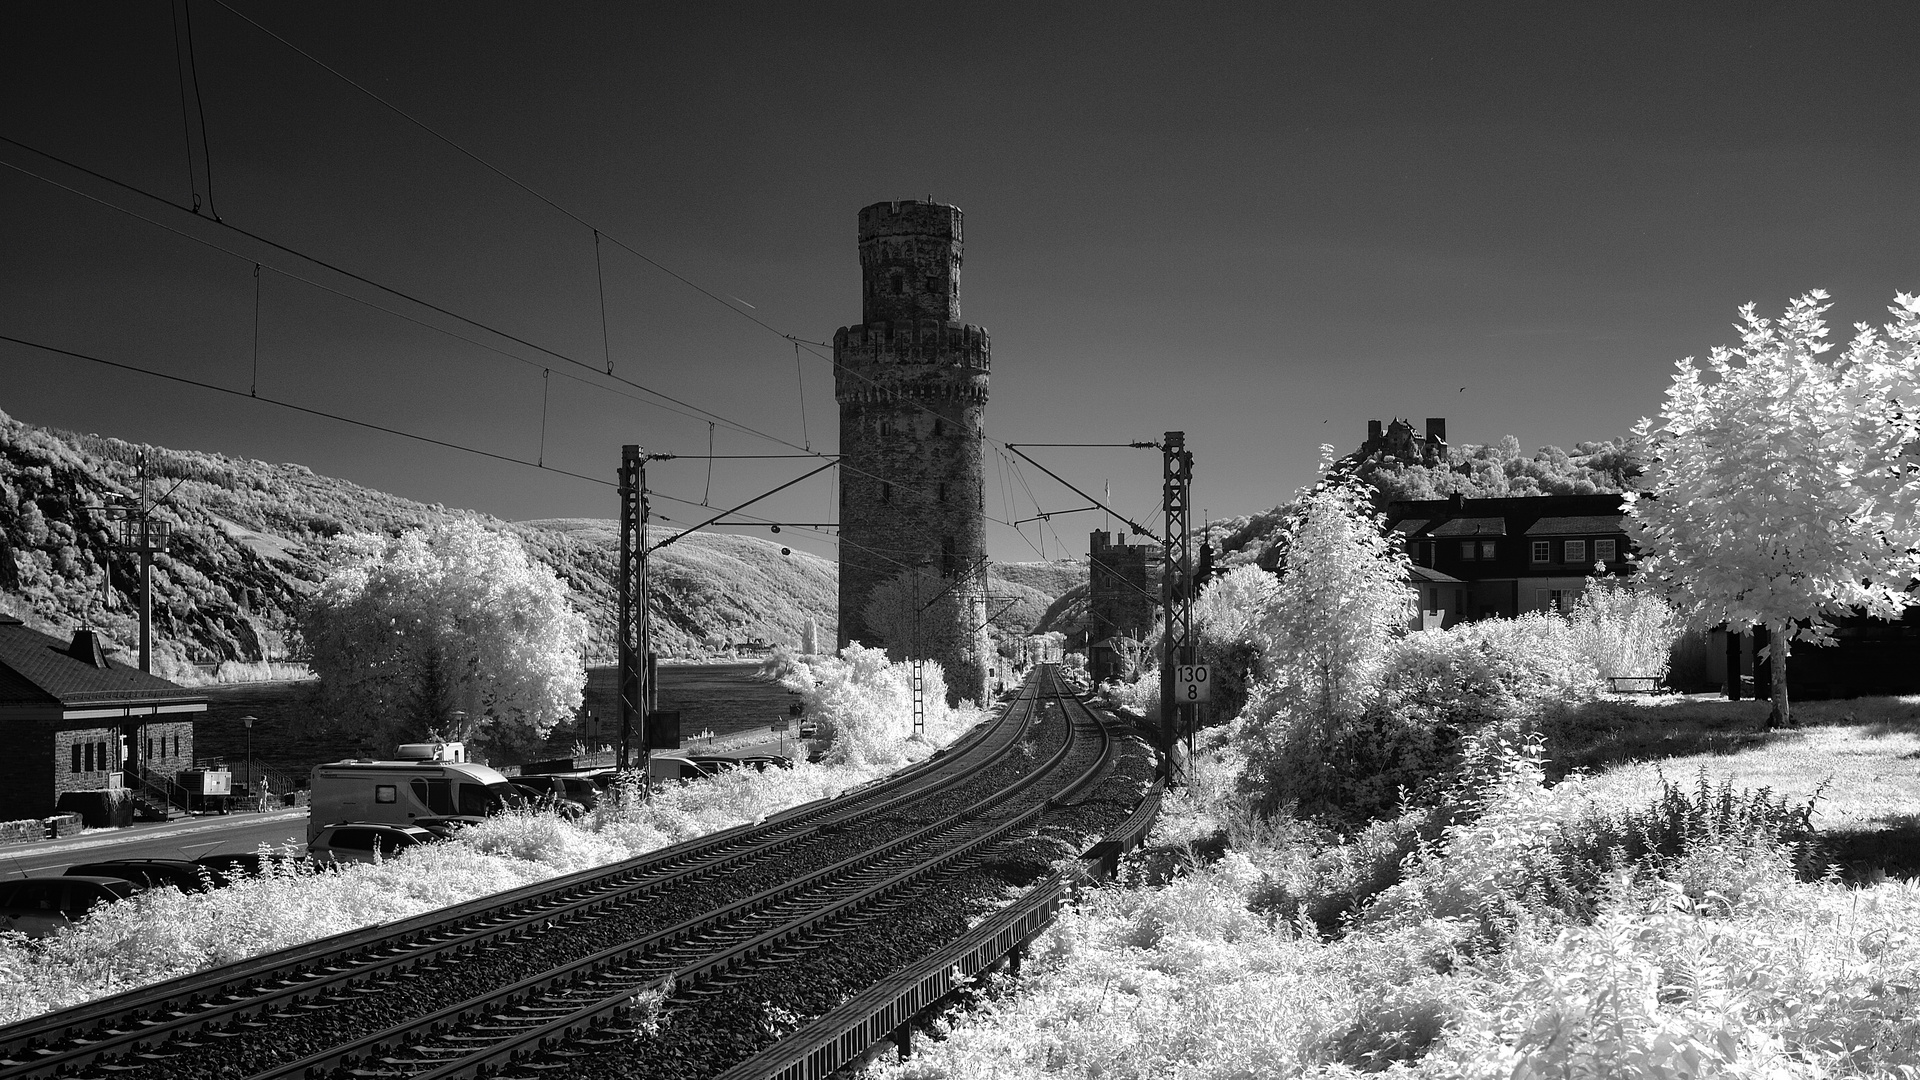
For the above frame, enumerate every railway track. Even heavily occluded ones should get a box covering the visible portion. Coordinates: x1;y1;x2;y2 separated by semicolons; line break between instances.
0;666;1115;1080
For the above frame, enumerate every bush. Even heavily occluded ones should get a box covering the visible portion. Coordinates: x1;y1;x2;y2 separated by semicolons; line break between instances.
1566;574;1683;684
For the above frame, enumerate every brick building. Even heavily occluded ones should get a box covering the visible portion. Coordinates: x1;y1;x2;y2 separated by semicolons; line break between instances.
1087;531;1160;682
1362;417;1449;467
834;200;991;703
0;617;204;822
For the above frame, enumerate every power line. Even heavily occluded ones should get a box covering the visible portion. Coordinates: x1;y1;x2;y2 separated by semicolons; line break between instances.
2;333;611;488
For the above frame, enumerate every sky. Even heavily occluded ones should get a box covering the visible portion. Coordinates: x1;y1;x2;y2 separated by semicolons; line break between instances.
5;2;1918;567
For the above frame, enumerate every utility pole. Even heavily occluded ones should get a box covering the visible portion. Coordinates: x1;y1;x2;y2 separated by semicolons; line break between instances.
617;445;651;775
106;452;173;674
1157;431;1194;784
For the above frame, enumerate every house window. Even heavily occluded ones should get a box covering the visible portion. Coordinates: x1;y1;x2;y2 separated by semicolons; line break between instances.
1480;541;1496;560
1532;541;1550;563
1565;539;1586;563
72;743;82;773
146;737;153;760
84;741;95;772
1460;541;1476;560
1595;539;1616;563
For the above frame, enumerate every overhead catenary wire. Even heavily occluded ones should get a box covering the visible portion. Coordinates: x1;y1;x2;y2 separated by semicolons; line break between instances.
2;333;612;489
0;137;996;531
176;0;219;219
0;153;748;443
183;7;1071;530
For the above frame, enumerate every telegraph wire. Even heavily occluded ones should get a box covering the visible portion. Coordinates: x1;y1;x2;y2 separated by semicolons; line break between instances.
1;333;612;488
0;135;981;525
176;0;219;219
0;152;729;433
2;132;1039;540
189;6;1051;524
249;262;260;396
167;0;202;214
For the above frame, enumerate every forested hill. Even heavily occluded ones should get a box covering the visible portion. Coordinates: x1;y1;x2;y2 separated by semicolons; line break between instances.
1204;434;1644;571
0;409;1082;676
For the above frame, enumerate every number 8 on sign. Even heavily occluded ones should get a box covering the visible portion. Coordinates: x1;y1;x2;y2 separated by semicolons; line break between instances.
1173;665;1211;703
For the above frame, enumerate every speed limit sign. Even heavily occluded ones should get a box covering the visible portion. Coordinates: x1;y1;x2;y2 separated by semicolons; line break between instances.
1173;665;1211;702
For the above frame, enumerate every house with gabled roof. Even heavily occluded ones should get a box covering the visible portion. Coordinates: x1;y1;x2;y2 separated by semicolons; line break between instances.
1388;493;1633;627
0;616;205;823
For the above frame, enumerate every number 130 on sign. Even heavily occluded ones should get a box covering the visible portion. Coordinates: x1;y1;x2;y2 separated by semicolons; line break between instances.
1173;665;1211;702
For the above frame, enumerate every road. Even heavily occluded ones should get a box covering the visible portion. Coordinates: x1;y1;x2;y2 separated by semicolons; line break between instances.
0;809;309;878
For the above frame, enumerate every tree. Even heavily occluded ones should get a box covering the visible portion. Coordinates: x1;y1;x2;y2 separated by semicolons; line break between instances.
301;521;587;758
800;616;820;656
1259;467;1416;719
1626;291;1920;727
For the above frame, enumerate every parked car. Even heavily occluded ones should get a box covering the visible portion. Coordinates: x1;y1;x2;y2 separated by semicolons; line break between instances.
308;822;441;866
63;858;208;893
0;876;137;937
508;780;586;820
512;773;601;811
734;755;794;771
194;852;269;887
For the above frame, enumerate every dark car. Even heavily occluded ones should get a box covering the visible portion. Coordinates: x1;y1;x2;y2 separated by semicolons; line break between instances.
309;822;441;866
194;852;267;887
734;755;794;771
508;779;587;819
63;858;209;893
513;773;601;811
0;876;137;937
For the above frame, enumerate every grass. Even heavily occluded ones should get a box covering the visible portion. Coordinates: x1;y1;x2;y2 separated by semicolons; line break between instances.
1555;694;1920;878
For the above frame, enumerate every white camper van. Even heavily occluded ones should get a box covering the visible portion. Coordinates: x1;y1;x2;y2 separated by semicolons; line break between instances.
307;743;521;843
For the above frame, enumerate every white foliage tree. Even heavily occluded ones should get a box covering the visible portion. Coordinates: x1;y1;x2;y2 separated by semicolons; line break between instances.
302;521;587;757
1258;466;1416;719
1626;291;1920;727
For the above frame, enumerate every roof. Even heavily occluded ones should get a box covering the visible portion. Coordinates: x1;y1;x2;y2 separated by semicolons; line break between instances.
0;618;206;709
1428;517;1507;537
1409;566;1463;583
1524;515;1626;536
1391;519;1430;535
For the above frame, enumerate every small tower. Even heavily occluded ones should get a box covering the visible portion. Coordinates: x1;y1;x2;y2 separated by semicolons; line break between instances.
835;200;990;703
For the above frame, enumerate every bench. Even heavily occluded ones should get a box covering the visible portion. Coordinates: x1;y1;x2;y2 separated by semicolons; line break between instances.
1608;675;1665;694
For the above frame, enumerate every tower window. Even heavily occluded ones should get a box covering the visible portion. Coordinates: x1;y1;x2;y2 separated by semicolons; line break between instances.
933;418;944;436
925;276;939;294
891;272;904;295
942;536;956;577
881;482;892;504
879;420;892;437
938;483;947;504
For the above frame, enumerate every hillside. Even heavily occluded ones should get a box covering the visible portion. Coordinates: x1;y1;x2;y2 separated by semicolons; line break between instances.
0;408;841;673
0;409;1085;675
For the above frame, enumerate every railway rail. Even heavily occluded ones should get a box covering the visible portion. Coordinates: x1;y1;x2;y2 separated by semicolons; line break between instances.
0;666;1121;1080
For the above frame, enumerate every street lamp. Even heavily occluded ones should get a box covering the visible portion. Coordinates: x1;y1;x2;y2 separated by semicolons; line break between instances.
240;715;256;810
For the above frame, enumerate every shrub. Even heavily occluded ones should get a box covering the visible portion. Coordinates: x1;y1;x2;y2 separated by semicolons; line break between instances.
1566;573;1684;685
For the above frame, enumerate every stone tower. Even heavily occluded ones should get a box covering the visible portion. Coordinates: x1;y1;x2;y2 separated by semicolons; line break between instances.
834;200;990;703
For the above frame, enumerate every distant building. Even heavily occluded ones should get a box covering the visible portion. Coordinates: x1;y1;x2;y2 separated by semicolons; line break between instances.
1087;530;1159;682
1362;417;1449;467
1387;493;1633;626
0;618;206;822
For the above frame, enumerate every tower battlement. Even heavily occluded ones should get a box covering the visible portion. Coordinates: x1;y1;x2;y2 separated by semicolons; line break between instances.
833;320;991;381
856;200;965;324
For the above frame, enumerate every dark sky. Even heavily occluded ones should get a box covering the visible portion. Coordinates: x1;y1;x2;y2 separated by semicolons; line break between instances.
5;2;1917;564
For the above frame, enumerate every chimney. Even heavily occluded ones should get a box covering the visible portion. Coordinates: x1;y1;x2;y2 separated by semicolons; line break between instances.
1426;417;1447;446
68;628;109;669
1448;492;1465;512
1367;419;1383;444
